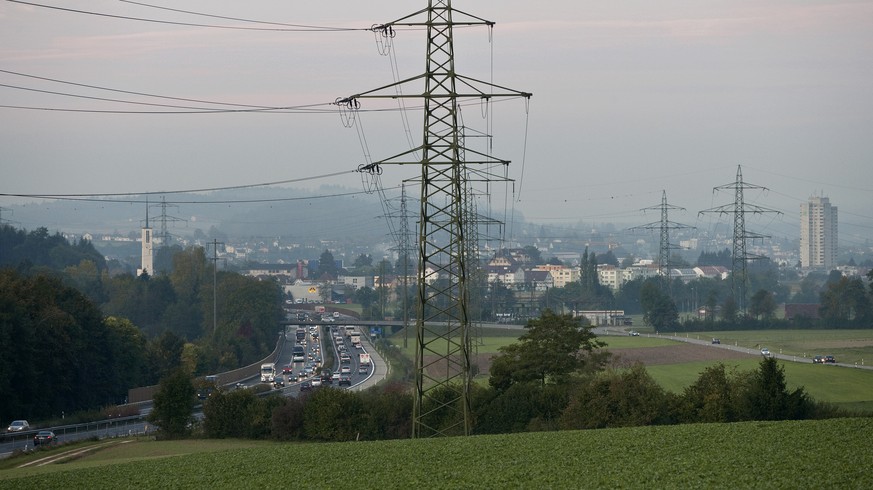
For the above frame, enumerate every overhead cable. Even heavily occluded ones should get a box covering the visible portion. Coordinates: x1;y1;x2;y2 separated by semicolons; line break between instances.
6;0;366;32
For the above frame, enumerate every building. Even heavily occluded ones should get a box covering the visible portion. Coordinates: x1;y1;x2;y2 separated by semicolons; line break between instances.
800;196;837;269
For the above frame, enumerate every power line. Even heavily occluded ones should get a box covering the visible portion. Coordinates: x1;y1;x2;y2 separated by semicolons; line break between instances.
0;69;309;110
6;0;367;32
118;0;361;30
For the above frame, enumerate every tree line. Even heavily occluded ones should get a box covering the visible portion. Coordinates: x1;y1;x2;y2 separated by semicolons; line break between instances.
1;226;283;422
149;310;851;442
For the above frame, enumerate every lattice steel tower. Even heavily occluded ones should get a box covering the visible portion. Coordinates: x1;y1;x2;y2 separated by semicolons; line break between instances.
631;190;693;293
699;165;781;313
339;1;530;437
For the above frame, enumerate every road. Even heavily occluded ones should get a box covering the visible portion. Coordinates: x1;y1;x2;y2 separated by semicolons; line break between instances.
2;320;388;459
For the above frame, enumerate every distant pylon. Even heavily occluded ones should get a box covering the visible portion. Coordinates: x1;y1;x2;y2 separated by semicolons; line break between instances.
630;190;694;293
699;165;781;313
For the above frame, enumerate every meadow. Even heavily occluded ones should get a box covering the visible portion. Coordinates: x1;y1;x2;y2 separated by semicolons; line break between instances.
2;418;870;488
389;327;873;411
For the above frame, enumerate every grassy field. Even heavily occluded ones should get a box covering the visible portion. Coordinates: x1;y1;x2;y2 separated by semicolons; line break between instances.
682;329;873;365
2;418;871;488
389;327;873;411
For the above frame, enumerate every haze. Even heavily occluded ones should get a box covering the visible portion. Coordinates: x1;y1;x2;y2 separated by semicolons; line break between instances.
1;1;871;248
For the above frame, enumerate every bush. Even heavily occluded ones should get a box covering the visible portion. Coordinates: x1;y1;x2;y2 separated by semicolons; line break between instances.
560;365;674;430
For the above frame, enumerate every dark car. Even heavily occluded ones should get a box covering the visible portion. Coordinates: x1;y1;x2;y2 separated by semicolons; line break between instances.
300;381;312;392
824;355;836;364
33;430;57;446
273;377;285;389
813;355;825;364
711;338;721;345
338;375;352;387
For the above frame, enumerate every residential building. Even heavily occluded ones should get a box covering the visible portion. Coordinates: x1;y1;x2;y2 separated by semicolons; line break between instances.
800;196;837;269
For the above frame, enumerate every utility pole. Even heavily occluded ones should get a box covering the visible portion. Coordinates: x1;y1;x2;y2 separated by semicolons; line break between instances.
338;1;531;438
699;166;781;313
208;239;225;334
630;190;694;294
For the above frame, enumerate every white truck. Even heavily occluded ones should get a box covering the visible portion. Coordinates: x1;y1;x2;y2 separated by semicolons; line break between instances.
359;353;371;367
350;329;361;348
260;363;276;383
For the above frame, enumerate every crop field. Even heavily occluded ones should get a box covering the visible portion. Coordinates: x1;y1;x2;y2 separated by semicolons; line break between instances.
2;418;871;488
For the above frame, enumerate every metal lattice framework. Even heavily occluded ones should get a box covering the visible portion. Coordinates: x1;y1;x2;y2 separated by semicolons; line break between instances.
631;190;694;294
699;166;781;313
338;0;530;437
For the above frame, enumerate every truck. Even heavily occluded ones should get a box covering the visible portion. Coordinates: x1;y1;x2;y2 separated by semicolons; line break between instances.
260;363;276;383
359;353;371;367
350;331;361;348
296;327;306;343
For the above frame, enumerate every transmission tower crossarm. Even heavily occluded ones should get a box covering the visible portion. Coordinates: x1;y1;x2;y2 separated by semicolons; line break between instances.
372;7;494;29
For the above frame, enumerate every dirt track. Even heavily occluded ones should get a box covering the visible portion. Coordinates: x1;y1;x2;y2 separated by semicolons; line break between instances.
608;343;754;367
428;343;756;377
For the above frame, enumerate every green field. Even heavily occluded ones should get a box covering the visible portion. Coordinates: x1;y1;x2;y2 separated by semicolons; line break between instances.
388;328;873;410
647;359;873;412
683;329;873;365
2;418;871;488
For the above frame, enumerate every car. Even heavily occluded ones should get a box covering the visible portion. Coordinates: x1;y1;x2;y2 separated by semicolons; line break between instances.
6;420;29;432
33;430;57;446
761;348;771;357
824;355;836;364
282;365;293;375
338;375;352;387
813;355;825;364
359;365;369;375
310;377;322;387
297;372;308;381
273;377;285;389
340;355;351;364
299;381;312;392
331;372;341;383
340;365;351;374
711;338;721;345
628;331;640;337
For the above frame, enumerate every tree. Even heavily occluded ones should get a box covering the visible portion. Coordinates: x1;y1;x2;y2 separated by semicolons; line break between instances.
738;357;812;421
678;363;740;423
488;309;606;391
560;364;673;430
317;249;338;279
639;280;678;330
521;245;542;265
721;296;738;323
749;289;777;320
148;369;195;438
352;253;372;268
819;276;872;326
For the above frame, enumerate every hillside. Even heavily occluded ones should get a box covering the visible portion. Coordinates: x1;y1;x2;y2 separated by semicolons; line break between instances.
2;418;871;488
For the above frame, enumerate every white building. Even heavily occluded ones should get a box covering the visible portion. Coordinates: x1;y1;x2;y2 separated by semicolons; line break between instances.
800;196;838;269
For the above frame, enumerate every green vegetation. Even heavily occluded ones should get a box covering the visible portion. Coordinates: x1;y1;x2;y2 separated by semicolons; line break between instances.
684;329;873;363
2;419;871;487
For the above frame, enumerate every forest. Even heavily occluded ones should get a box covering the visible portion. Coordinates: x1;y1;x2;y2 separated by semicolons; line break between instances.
0;225;282;422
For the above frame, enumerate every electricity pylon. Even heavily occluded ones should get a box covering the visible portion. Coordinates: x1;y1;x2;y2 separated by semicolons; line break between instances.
631;190;694;293
699;165;781;313
338;1;530;437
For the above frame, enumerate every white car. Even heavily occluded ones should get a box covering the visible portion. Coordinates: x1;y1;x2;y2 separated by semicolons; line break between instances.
761;348;771;357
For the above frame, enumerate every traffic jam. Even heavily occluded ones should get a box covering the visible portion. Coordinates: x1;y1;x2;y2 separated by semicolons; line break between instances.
261;316;373;395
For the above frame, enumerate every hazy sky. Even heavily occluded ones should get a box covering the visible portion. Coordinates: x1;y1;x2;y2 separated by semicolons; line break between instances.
1;1;871;248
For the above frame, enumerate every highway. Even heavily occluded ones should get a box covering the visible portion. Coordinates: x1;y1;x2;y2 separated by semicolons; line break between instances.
2;319;386;458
